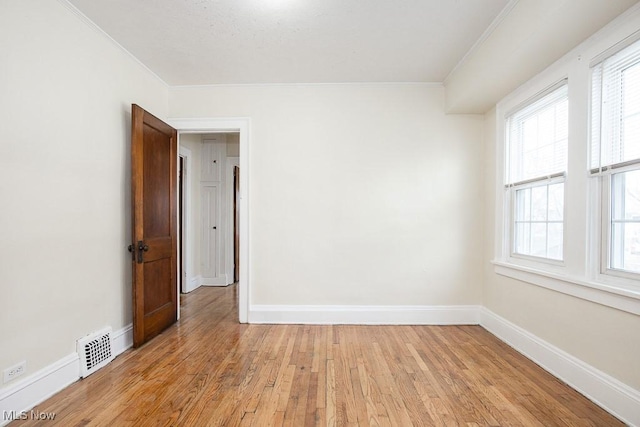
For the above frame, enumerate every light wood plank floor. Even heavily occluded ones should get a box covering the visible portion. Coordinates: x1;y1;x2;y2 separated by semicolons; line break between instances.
11;286;622;426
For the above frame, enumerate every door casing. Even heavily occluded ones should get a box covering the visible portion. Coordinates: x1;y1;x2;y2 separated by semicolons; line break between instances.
170;118;250;323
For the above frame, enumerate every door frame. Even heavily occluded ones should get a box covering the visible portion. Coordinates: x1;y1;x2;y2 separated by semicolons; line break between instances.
169;117;250;323
178;145;193;297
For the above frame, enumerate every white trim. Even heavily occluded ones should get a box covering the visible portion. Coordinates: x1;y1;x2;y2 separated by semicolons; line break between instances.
55;0;168;88
170;82;443;89
249;305;481;325
180;275;226;293
200;276;230;287
444;0;519;85
590;28;640;68
168;118;250;323
493;261;640;315
0;324;133;427
0;354;77;426
182;276;201;293
480;308;640;427
111;324;133;355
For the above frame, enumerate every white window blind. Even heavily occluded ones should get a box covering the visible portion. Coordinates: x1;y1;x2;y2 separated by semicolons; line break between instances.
591;39;640;172
506;83;569;185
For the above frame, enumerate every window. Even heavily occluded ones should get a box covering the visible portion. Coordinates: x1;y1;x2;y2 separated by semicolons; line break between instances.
505;83;568;261
495;20;640;315
591;38;640;277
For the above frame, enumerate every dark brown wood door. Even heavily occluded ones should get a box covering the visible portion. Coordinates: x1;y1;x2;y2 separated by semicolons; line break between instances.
178;156;184;293
131;104;178;347
234;166;240;283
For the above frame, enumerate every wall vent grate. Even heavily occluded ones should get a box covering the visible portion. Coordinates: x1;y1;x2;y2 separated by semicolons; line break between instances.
77;327;114;378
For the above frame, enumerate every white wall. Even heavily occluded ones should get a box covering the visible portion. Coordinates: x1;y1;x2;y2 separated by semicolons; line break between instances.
170;84;484;306
0;0;168;389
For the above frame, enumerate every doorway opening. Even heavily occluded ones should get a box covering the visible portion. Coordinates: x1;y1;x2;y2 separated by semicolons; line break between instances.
171;118;249;323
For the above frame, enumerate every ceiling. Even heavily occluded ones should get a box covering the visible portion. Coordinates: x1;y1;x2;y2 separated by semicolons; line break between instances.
66;0;509;86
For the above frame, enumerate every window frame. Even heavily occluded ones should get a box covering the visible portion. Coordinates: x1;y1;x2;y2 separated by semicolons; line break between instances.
590;36;640;283
509;174;566;264
598;164;640;281
503;80;569;266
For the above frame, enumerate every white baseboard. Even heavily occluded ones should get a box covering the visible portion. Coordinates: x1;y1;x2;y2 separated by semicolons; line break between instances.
183;275;231;293
249;304;481;324
200;276;231;287
480;308;640;426
183;276;201;293
0;354;78;426
111;324;133;355
0;323;133;427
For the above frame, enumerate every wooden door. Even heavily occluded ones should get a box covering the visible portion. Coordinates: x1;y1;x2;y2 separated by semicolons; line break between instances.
131;104;178;347
178;156;184;294
234;166;240;283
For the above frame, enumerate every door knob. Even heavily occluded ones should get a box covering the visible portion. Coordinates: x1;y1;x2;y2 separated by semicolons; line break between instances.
136;241;148;263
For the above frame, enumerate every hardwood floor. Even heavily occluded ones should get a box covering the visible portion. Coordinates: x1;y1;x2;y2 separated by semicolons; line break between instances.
12;286;622;426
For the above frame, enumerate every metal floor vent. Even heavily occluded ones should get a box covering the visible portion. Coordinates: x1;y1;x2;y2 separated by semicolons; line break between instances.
77;327;114;378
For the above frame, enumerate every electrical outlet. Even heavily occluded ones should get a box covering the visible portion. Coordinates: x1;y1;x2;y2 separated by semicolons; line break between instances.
3;361;26;383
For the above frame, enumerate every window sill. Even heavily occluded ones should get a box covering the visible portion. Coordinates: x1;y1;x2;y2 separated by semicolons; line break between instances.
491;260;640;315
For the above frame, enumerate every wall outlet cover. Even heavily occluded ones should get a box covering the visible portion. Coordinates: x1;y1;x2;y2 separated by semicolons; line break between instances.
3;361;26;383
